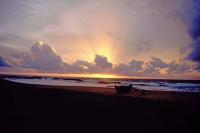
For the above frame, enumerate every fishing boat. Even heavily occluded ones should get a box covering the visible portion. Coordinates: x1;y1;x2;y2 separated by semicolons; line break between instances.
114;84;132;94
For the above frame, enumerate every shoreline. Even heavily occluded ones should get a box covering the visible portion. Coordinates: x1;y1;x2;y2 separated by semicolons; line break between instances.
2;78;200;102
3;75;200;92
1;78;200;133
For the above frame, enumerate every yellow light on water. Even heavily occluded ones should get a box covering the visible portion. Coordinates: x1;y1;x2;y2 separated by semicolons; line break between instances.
90;74;117;78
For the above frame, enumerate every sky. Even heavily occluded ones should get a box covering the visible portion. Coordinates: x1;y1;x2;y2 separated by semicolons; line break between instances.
0;0;200;79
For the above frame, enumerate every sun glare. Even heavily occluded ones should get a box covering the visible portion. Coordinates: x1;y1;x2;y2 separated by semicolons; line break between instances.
90;74;117;78
62;73;118;78
77;34;118;63
95;36;114;62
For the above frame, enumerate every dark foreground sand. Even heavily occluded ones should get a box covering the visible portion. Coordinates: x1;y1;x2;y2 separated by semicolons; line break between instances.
1;78;200;133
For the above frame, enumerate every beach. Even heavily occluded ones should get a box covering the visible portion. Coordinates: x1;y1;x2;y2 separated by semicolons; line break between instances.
1;78;200;133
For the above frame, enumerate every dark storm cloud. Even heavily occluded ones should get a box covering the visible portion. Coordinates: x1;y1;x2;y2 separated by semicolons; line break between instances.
187;0;200;40
177;0;200;68
188;37;200;62
0;56;10;67
187;0;200;63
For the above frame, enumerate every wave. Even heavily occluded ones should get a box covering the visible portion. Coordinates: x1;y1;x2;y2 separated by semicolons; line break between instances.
1;74;200;92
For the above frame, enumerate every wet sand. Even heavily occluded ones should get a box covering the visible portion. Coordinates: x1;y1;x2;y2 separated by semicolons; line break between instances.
1;78;200;133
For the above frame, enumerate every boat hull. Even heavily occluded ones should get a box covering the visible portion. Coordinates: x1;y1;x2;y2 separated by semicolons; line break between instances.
114;85;132;94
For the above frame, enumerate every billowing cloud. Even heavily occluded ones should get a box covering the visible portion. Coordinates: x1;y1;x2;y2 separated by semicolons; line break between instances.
149;57;168;69
9;42;64;70
167;60;191;75
111;60;144;76
61;55;113;74
1;42;114;74
112;57;192;77
94;54;113;69
111;62;130;76
70;60;98;73
143;62;159;75
129;59;144;71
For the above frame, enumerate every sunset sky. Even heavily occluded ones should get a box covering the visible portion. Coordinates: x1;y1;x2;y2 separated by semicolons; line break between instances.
0;0;200;79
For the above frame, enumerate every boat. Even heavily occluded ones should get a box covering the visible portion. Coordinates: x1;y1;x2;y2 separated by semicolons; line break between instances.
114;84;132;94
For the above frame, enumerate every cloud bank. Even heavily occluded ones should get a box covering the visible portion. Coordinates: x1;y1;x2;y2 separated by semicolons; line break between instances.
1;42;114;74
9;42;64;70
0;41;194;78
94;54;113;69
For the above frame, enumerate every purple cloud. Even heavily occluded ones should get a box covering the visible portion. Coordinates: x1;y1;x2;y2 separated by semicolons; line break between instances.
129;59;144;71
143;62;159;75
111;60;145;76
94;54;113;69
9;42;64;70
72;60;97;73
0;41;195;77
149;57;168;69
167;60;191;74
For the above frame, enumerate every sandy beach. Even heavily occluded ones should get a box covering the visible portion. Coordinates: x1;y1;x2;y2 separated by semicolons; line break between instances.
1;78;200;133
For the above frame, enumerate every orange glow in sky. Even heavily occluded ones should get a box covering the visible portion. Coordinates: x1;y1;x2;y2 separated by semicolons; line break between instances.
0;0;200;79
75;34;117;63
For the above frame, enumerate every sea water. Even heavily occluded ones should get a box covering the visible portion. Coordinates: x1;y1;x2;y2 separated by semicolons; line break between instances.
2;75;200;92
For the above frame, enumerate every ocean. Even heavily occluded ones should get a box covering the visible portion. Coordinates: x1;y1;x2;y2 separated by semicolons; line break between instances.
1;74;200;92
